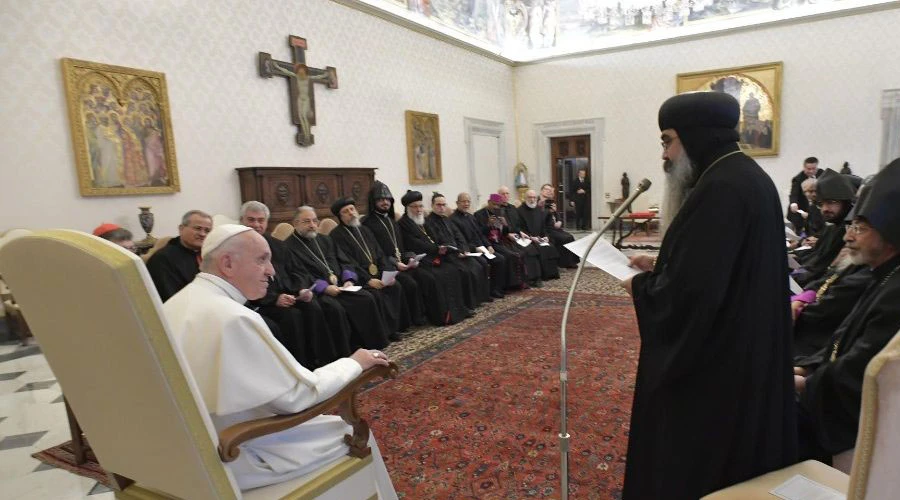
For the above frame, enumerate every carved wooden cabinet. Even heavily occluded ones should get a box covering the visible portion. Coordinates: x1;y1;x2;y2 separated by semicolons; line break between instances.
236;167;377;232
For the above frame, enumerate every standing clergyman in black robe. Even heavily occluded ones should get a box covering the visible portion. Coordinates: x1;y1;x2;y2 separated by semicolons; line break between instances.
330;197;410;337
361;181;428;326
622;92;796;499
285;206;391;350
794;161;900;462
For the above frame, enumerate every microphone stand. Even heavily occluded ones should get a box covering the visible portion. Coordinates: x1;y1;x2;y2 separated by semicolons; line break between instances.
558;178;651;500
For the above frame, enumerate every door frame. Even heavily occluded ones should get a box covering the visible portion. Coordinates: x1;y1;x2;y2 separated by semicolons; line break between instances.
533;118;605;223
464;117;507;208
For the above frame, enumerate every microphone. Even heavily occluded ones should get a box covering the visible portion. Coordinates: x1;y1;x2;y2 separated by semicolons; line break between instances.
556;177;651;500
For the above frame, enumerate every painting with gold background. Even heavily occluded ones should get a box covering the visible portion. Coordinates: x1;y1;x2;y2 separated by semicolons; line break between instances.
676;62;783;157
62;58;180;196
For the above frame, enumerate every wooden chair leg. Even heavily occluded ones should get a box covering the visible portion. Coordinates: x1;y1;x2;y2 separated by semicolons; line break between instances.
64;397;88;465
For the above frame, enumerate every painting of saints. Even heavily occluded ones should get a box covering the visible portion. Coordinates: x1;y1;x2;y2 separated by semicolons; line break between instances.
699;75;774;152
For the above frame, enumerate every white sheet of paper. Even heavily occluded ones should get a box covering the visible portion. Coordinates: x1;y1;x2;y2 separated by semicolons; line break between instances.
516;238;532;248
340;285;362;292
785;226;801;242
770;474;845;500
789;277;803;295
795;245;812;251
381;270;398;286
564;234;640;281
539;241;551;247
414;253;427;262
465;252;483;257
787;255;801;270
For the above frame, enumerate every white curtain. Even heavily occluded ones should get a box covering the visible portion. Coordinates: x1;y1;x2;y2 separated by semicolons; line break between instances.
880;89;900;168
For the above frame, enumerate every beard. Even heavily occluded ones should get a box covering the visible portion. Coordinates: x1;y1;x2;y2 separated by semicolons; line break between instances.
661;153;696;234
410;213;425;226
526;201;537;209
347;216;361;228
300;230;318;239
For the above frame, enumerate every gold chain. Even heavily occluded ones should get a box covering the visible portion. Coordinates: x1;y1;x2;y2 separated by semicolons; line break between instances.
830;263;900;361
343;225;376;268
375;214;402;260
291;232;334;277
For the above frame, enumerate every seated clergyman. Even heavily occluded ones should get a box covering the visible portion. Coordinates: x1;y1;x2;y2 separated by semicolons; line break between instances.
163;224;396;493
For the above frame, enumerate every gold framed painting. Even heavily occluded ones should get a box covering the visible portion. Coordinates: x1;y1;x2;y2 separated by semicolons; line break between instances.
405;110;442;184
676;61;783;157
62;58;180;196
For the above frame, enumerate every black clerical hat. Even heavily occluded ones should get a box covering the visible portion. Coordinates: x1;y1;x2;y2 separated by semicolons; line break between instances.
658;92;740;173
401;190;422;207
853;158;900;245
369;181;393;202
330;197;356;216
431;191;445;204
816;168;855;201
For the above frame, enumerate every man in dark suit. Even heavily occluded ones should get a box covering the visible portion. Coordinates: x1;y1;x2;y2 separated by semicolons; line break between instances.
787;157;823;231
569;168;590;230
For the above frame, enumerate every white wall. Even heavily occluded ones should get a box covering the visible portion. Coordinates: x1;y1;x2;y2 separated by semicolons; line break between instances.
0;0;515;235
513;6;900;215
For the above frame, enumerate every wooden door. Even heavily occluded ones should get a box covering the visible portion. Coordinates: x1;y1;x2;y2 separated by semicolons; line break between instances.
550;135;590;230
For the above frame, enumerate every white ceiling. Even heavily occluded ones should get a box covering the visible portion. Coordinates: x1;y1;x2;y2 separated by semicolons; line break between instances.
336;0;898;63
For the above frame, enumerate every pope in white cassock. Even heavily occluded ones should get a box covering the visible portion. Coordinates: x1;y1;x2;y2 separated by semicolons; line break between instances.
163;224;397;495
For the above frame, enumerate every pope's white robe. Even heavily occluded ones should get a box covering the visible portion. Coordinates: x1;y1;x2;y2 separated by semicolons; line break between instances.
164;273;396;495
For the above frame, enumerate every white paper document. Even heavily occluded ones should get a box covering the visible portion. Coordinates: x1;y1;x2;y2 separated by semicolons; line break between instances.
770;474;845;500
381;270;398;286
516;238;532;248
340;285;362;292
787;255;801;270
465;252;483;257
795;245;812;251
785;226;801;242
539;241;551;247
564;234;640;281
789;277;803;295
475;245;497;260
414;253;427;262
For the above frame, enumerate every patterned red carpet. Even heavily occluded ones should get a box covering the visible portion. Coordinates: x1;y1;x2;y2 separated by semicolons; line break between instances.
361;287;640;499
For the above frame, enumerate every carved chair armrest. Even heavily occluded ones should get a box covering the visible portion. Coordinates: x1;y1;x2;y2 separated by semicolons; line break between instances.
217;362;399;462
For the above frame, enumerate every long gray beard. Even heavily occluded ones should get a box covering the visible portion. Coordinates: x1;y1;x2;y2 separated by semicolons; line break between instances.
347;217;361;228
300;230;318;239
411;213;425;226
526;201;537;209
661;153;696;234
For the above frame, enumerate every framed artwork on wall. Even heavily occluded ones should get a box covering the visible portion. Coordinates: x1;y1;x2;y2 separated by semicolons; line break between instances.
676;61;783;157
405;110;442;184
61;58;180;196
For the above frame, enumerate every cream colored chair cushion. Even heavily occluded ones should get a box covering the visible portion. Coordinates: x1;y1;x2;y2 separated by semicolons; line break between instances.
317;218;337;235
701;460;848;499
271;223;294;241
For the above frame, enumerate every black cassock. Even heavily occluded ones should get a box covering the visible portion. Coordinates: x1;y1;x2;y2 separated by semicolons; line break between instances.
284;231;390;350
248;234;352;368
539;199;580;268
796;254;900;457
361;211;428;326
450;209;508;295
146;237;200;302
397;214;471;323
626;146;796;499
795;223;848;286
516;204;561;280
426;212;489;305
501;203;546;281
330;223;410;335
473;206;528;288
793;264;872;360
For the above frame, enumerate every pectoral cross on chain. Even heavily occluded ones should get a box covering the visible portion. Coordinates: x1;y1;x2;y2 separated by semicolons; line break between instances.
258;35;338;147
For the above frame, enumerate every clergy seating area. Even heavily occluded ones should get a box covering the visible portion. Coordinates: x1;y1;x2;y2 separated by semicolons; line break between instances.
0;230;398;499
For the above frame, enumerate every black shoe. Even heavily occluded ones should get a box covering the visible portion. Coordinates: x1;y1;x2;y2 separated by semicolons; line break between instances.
465;308;476;318
490;290;505;299
530;280;544;288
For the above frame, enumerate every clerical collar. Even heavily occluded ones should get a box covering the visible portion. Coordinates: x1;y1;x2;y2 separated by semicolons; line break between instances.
196;272;247;304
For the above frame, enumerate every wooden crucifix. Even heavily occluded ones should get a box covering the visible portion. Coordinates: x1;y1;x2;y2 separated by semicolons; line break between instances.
258;35;338;147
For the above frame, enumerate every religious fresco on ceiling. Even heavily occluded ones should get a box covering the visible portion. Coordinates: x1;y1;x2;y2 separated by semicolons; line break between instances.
373;0;881;54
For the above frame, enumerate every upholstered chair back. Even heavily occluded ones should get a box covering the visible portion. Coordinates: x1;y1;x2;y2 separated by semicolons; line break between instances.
270;222;294;241
0;230;240;499
317;217;337;235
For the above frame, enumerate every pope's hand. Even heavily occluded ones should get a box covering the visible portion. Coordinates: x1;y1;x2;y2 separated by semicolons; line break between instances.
350;348;390;370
